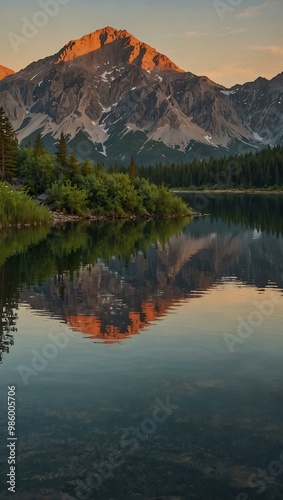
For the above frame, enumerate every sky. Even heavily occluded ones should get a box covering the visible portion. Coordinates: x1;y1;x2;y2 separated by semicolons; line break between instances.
0;0;282;87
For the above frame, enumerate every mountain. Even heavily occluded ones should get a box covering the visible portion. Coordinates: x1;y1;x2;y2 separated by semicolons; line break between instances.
227;73;283;145
0;65;15;80
0;26;282;165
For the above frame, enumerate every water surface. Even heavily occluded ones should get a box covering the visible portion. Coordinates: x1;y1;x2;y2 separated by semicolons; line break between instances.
0;194;283;500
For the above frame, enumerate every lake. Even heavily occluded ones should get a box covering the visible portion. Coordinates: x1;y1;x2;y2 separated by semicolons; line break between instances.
0;194;283;500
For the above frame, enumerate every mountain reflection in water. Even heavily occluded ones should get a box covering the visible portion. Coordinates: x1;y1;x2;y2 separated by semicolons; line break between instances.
0;194;282;349
20;224;282;342
0;194;283;500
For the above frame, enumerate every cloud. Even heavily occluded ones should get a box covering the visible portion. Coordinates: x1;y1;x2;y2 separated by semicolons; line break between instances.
220;27;246;36
248;44;283;56
183;31;205;39
236;0;278;19
236;5;266;19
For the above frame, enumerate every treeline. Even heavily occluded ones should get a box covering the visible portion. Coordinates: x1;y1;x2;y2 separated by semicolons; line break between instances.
16;136;187;216
0;106;188;218
133;146;283;189
186;193;283;237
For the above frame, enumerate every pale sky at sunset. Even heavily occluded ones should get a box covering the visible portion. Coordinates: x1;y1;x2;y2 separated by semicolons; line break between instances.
0;0;282;87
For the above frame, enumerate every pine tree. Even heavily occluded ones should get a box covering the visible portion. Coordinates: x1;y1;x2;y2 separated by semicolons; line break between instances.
55;132;68;175
274;164;280;187
33;133;45;159
128;155;138;181
0;107;18;181
68;153;81;180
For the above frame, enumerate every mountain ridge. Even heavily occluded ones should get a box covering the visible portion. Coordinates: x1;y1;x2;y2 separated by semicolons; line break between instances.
56;26;184;73
0;26;282;164
0;65;15;80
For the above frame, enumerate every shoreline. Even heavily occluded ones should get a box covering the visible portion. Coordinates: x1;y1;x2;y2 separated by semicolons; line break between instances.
0;211;195;229
50;211;195;223
173;189;283;195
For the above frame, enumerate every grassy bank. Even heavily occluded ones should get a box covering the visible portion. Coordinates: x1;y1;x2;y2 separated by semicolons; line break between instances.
0;182;51;227
0;179;191;229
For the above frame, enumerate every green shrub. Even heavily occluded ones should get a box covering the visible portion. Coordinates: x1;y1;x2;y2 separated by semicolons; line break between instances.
47;180;89;215
0;182;51;225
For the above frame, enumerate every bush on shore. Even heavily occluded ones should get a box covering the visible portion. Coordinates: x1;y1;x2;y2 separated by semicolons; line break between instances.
47;174;189;217
0;182;51;225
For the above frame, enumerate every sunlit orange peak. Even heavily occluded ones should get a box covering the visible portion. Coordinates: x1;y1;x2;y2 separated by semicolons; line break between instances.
56;26;184;72
0;65;15;80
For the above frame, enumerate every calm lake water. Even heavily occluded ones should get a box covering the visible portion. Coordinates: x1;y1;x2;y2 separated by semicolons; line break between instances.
0;194;283;500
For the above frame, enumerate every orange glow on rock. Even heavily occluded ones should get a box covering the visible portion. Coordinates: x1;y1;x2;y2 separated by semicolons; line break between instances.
56;26;184;73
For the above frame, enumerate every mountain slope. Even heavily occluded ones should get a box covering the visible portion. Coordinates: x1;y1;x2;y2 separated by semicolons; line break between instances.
227;72;283;145
0;26;281;164
56;26;184;72
0;65;15;80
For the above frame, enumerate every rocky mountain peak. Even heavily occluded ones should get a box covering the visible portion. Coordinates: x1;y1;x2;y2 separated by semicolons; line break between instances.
0;26;282;164
56;26;184;72
0;65;15;80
